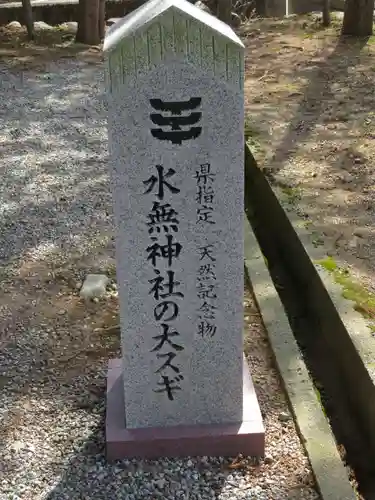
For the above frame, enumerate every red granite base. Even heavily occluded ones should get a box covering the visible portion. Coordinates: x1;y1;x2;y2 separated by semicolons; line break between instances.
106;356;265;461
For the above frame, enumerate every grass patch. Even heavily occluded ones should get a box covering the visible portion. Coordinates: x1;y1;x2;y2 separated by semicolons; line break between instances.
244;117;264;157
315;256;337;272
281;186;301;205
315;257;375;320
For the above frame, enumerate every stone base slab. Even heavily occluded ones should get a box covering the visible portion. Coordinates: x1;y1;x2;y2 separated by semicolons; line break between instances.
106;356;265;461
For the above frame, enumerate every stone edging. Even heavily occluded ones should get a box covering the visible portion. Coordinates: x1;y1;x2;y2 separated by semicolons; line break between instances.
244;143;375;465
244;216;357;500
276;186;375;386
274;186;375;453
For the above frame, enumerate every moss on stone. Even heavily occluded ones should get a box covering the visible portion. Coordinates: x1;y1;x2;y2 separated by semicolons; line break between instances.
315;256;337;272
313;385;327;417
315;256;375;322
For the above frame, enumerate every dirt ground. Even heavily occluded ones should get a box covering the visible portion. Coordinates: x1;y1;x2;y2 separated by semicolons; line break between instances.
240;14;375;316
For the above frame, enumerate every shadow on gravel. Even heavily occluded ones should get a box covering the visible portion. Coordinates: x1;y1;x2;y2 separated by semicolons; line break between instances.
43;415;228;500
0;61;110;268
0;60;115;355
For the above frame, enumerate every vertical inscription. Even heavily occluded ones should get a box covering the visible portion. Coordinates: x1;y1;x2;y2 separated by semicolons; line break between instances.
195;163;218;338
195;162;215;225
146;96;204;400
144;164;184;401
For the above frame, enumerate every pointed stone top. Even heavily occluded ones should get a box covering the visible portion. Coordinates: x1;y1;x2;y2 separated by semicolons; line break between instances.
103;0;244;53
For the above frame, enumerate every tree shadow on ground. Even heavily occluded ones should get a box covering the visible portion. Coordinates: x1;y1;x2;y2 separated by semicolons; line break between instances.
0;58;113;344
0;26;102;67
267;34;371;173
243;19;375;290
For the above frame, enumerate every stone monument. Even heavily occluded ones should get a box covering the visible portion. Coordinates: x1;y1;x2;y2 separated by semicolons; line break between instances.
104;0;264;460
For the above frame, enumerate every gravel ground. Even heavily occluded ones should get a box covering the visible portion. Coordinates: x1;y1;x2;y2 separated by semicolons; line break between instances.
0;59;320;500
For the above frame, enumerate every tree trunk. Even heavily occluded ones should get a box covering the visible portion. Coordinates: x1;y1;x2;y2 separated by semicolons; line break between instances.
255;0;266;16
21;0;34;40
98;0;106;40
322;0;331;26
216;0;232;24
76;0;101;45
342;0;374;36
76;0;85;43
